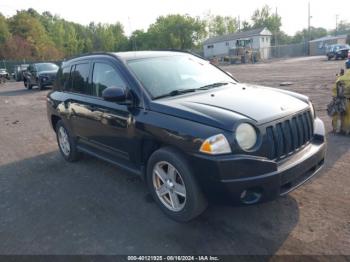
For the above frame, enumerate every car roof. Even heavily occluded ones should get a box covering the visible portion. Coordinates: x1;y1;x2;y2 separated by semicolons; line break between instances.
62;50;202;66
112;51;189;61
34;62;57;65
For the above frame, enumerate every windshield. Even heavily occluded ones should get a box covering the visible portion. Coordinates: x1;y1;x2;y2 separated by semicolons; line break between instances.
127;55;236;98
36;63;58;72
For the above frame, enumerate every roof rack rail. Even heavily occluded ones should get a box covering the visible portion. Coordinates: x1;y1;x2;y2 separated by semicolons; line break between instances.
62;52;116;62
152;48;208;60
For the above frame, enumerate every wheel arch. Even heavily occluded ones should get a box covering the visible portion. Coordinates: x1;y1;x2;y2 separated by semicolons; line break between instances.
141;141;191;180
51;115;61;131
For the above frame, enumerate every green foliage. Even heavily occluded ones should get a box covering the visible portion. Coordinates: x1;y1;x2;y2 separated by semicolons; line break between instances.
0;7;348;60
292;27;328;43
329;20;350;43
0;13;10;44
129;14;206;50
251;5;281;33
0;8;128;60
148;15;206;50
241;21;252;31
206;14;238;37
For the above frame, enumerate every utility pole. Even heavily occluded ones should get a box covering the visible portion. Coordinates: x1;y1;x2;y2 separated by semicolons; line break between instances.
275;7;279;57
307;1;311;55
335;14;339;36
238;16;240;32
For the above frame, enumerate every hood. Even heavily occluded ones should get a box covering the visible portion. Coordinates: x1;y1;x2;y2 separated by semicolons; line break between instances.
150;83;309;131
38;70;58;76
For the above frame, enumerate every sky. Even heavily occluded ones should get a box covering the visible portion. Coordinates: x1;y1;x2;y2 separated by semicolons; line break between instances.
0;0;348;36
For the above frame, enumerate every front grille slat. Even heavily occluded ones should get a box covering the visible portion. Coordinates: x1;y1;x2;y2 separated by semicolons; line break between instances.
291;117;299;149
303;113;311;141
301;113;309;143
266;127;276;159
266;110;313;160
276;123;284;156
296;115;305;145
306;111;314;138
282;120;292;154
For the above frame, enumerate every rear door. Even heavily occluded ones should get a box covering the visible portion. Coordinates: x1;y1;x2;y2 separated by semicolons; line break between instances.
63;61;94;138
65;57;138;164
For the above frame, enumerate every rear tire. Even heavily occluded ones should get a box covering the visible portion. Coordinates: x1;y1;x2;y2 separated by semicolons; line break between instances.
147;147;207;222
55;120;80;162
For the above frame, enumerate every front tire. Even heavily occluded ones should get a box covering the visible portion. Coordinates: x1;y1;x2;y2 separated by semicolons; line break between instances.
56;120;80;162
38;80;44;90
25;79;32;90
147;147;207;222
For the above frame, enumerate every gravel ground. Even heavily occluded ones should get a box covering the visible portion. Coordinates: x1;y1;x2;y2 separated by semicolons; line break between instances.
0;56;349;255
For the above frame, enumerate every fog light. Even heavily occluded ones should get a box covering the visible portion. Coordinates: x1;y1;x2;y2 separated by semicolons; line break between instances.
240;188;262;204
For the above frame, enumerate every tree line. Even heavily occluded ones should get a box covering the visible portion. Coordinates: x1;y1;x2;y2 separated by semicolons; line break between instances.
0;6;349;61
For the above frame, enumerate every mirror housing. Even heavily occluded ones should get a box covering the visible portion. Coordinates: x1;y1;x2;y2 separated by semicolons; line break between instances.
102;86;131;104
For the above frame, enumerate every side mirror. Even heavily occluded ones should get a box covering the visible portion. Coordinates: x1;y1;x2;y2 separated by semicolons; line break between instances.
102;86;130;103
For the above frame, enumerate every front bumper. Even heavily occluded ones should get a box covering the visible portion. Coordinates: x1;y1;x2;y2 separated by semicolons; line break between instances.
190;118;326;205
39;76;55;86
346;60;350;69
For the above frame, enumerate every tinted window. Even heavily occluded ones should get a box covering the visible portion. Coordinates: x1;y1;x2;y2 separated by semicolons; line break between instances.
71;63;91;94
92;63;125;97
60;66;71;90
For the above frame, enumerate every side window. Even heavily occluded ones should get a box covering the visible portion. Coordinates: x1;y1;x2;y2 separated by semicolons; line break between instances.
92;63;125;97
71;63;91;95
61;66;71;90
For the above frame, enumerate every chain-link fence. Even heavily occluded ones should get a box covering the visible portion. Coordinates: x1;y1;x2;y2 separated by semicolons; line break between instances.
262;43;308;60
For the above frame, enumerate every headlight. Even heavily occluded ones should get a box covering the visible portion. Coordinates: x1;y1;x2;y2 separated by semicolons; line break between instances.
199;134;231;155
235;123;257;150
309;101;316;118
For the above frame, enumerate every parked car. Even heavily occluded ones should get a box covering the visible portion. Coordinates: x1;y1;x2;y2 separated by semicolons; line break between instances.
14;64;29;81
346;50;350;69
24;62;59;90
326;44;350;60
0;68;10;80
47;51;326;221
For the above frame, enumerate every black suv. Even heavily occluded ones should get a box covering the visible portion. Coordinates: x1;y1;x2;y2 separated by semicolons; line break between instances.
326;44;350;60
24;62;59;90
47;51;326;221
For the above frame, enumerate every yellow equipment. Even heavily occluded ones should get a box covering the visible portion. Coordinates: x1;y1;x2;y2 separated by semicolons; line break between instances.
331;70;350;134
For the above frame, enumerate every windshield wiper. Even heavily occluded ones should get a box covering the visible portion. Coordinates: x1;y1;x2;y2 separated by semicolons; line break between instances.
197;81;230;90
153;88;197;99
153;82;231;100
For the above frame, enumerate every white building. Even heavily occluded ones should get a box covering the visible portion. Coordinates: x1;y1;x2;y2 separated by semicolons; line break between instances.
203;28;272;60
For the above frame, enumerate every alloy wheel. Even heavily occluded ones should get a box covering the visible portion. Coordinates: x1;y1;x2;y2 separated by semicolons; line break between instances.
58;126;71;156
152;161;186;212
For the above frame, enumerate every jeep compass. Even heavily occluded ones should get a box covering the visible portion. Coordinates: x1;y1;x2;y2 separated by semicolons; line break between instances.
47;51;326;221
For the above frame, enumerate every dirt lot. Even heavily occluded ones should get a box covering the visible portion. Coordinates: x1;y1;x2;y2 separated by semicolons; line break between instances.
0;56;349;255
